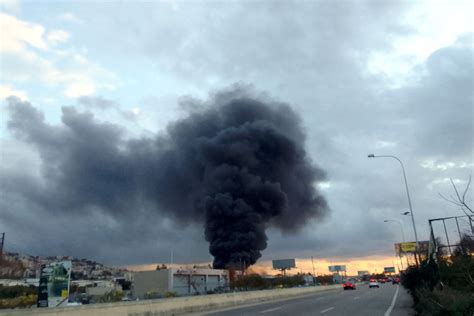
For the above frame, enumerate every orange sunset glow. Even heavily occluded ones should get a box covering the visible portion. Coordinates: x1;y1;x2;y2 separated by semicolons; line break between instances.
250;256;409;276
128;255;411;276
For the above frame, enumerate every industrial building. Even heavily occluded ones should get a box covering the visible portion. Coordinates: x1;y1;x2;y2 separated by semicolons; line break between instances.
133;268;228;298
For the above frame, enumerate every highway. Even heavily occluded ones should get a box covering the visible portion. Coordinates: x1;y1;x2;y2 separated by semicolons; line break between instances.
188;283;414;316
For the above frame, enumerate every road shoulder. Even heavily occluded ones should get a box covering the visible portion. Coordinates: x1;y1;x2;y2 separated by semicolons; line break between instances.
391;286;415;316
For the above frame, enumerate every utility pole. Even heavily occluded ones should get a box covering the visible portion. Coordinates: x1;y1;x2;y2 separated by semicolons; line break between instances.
0;233;4;262
468;215;473;235
311;256;316;277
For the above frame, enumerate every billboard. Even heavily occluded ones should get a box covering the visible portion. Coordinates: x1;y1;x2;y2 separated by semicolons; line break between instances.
37;261;72;308
357;270;369;276
384;267;396;273
272;259;296;270
328;265;346;272
395;241;430;255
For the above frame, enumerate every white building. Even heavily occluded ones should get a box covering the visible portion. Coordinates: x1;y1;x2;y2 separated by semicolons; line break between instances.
133;268;228;298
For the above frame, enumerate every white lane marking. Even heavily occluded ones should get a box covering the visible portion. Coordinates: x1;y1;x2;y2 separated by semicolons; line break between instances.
353;296;360;300
384;284;400;316
320;307;335;313
260;307;282;313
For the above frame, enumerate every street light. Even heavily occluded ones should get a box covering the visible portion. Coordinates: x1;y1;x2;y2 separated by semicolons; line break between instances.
368;154;420;254
384;219;406;242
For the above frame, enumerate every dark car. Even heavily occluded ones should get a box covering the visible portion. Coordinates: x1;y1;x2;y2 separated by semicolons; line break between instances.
392;277;400;284
343;281;356;290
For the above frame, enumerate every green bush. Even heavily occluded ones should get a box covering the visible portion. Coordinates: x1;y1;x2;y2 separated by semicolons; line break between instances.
401;246;474;315
438;254;474;292
315;275;334;285
164;291;177;298
401;260;439;303
0;294;37;309
414;287;474;315
0;285;37;299
231;274;305;290
96;290;123;303
270;275;305;288
144;290;161;299
231;274;269;290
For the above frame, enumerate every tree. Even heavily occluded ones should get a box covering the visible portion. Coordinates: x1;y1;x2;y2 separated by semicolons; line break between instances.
439;175;472;216
156;263;168;270
453;234;474;257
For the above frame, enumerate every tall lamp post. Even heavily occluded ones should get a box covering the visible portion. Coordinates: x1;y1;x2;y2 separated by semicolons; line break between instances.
384;219;405;242
368;154;420;264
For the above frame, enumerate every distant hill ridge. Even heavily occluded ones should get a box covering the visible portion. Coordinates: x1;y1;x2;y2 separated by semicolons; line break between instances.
0;252;127;280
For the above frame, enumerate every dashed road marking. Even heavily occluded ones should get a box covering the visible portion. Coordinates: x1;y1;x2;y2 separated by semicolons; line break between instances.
260;307;282;313
320;307;335;313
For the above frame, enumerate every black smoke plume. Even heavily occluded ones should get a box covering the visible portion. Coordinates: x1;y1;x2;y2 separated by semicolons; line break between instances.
6;88;329;268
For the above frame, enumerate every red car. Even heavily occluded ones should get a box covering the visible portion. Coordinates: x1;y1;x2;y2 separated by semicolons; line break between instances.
343;281;356;290
392;277;400;284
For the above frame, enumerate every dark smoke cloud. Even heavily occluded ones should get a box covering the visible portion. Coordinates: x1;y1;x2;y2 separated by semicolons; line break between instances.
5;89;329;268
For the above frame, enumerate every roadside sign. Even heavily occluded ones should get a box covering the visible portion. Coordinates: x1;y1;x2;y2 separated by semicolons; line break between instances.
328;265;346;272
37;261;72;308
384;267;396;273
401;242;416;252
272;259;296;269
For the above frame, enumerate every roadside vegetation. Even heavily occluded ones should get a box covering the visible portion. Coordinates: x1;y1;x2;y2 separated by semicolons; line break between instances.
315;274;335;285
0;285;37;309
231;274;305;290
401;234;474;315
96;290;124;303
230;274;321;291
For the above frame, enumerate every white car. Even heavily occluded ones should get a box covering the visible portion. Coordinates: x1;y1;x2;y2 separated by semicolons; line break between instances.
369;279;380;288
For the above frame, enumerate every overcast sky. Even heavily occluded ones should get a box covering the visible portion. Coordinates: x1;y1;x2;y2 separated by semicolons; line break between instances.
0;0;472;267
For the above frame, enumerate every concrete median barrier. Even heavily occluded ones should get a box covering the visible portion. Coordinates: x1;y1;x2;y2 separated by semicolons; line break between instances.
0;285;340;316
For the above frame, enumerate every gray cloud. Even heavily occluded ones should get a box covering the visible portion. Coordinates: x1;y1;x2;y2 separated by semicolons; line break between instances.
1;2;472;266
77;95;141;122
400;36;473;159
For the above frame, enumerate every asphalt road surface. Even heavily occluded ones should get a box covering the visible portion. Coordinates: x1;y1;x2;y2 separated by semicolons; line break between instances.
188;283;414;316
